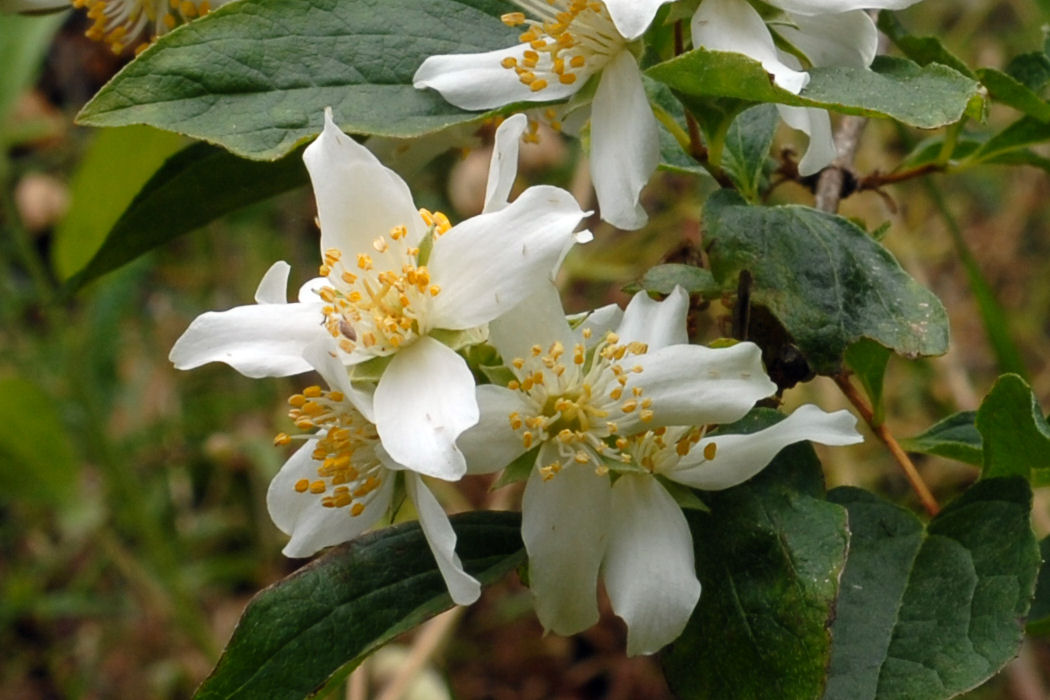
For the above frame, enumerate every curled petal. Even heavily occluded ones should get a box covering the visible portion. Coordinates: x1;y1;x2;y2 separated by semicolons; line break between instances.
776;11;878;68
484;114;527;213
404;473;481;605
590;50;659;230
691;0;810;94
169;300;324;378
457;385;533;475
671;404;862;490
617;342;776;433
428;186;587;330
414;45;582;111
373;337;477;480
254;261;292;304
522;461;611;636
604;0;675;41
303;108;425;255
777;104;836;176
267;441;394;558
615;286;689;350
604;475;701;655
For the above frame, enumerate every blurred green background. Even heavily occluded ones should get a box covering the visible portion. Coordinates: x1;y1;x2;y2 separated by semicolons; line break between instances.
1;2;1050;697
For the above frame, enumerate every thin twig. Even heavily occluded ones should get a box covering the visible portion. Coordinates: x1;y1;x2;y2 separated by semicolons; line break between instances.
834;373;940;516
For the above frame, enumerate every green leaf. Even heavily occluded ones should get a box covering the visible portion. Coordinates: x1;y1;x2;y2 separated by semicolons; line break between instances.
1004;52;1050;93
899;411;982;466
844;339;892;426
721;104;777;201
977;68;1050;122
647;78;708;177
637;263;720;297
1027;537;1050;635
662;411;849;700
976;374;1050;483
702;190;949;374
970;116;1050;164
78;0;518;160
0;377;78;506
825;479;1039;700
62;142;309;291
875;12;976;78
51;126;187;281
646;50;979;129
196;511;524;700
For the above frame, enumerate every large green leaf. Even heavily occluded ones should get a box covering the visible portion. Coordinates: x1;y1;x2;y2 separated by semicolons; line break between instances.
196;511;524;699
63;142;309;292
0;377;78;506
702;190;949;374
825;479;1039;700
662;411;849;700
875;12;975;78
1027;537;1050;635
975;374;1050;484
647;50;979;129
78;0;517;159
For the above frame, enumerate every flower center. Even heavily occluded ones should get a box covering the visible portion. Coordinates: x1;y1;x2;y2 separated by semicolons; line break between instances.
505;330;654;479
274;385;386;517
77;0;213;54
499;0;624;93
621;426;717;474
318;210;449;359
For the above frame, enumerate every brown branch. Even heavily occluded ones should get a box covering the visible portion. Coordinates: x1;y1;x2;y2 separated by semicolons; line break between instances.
856;163;945;191
834;373;941;516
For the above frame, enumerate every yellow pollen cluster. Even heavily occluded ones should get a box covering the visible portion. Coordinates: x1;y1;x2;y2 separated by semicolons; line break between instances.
317;210;451;357
625;426;715;475
499;0;618;93
77;0;212;54
506;330;654;480
281;385;384;517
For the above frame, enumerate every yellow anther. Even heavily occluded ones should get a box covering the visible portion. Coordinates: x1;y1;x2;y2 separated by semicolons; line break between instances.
429;285;441;296
530;79;549;92
356;254;373;270
294;478;310;492
303;386;323;398
351;502;365;516
501;56;518;69
621;400;638;413
559;73;577;85
640;409;654;423
309;480;326;494
501;11;526;25
274;433;292;446
179;0;196;17
703;442;717;461
372;237;389;253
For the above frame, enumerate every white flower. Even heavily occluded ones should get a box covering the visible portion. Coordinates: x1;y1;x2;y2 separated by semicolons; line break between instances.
267;339;481;606
1;0;229;54
413;0;676;230
170;112;589;482
458;285;861;654
691;0;920;174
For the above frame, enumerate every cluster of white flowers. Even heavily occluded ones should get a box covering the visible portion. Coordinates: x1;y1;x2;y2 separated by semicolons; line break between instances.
163;0;930;654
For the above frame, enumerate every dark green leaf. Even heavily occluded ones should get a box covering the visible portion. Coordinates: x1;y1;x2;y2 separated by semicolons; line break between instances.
899;411;982;466
647;78;707;177
971;116;1050;164
63;142;309;292
196;511;524;699
875;12;976;78
826;479;1039;699
977;68;1050;122
1004;52;1050;93
976;374;1050;483
663;410;849;700
79;0;517;159
0;377;78;506
702;190;949;374
722;104;777;201
1027;537;1050;635
844;339;892;426
638;263;719;297
647;50;979;129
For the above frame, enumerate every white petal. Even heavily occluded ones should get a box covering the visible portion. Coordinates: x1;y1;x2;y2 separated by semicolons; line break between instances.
522;461;610;636
253;261;292;304
484;113;527;213
414;45;581;111
303;109;425;255
604;475;701;655
771;0;922;14
457;385;532;475
428;186;586;330
671;404;862;490
691;0;810;94
776;11;877;68
603;0;673;40
615;286;689;350
373;337;477;480
404;473;481;605
569;303;624;348
267;441;394;557
302;337;376;422
617;342;776;433
777;104;836;176
169;301;324;378
590;50;659;230
487;283;577;367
